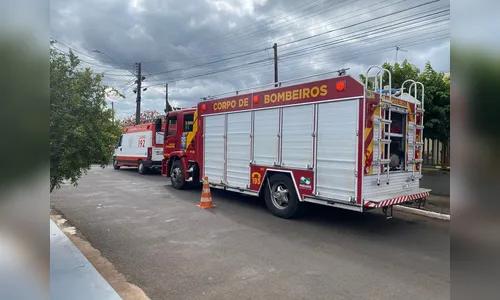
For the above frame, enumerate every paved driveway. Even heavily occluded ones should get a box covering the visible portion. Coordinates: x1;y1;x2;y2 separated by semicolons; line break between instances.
51;166;450;300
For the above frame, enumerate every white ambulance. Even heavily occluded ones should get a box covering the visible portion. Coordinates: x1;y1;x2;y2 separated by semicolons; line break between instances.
113;120;165;174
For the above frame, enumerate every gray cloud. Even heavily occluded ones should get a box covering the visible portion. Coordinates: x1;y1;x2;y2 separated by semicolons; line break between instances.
50;0;450;119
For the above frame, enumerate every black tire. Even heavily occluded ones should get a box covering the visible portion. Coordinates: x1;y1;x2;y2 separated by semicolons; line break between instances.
170;160;186;189
112;157;120;170
264;173;301;219
138;160;147;174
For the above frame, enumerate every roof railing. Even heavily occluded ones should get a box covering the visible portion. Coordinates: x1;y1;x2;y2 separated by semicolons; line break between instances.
201;68;350;100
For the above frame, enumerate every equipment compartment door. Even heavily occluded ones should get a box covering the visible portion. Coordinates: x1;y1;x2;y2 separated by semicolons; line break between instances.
281;104;314;168
226;112;251;188
316;100;358;202
253;108;279;166
203;115;225;183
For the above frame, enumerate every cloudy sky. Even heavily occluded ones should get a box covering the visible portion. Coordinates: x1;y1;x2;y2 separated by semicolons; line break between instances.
50;0;450;120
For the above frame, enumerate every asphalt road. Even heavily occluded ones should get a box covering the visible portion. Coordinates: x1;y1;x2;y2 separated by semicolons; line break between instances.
50;166;450;300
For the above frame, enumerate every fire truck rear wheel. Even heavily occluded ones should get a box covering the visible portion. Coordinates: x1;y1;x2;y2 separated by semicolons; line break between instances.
170;160;186;189
264;173;300;219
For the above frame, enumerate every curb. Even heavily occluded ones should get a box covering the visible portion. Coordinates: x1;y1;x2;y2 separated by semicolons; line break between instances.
394;205;450;221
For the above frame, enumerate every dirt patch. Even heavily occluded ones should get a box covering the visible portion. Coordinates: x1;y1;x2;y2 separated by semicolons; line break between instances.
50;211;149;300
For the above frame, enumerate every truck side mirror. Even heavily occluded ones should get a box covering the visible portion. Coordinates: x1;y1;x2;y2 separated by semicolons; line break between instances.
155;118;162;132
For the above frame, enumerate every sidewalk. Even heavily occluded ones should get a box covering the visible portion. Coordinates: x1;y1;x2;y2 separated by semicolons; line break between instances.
50;220;121;300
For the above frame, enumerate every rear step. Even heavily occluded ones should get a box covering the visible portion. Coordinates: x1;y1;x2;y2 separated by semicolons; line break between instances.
363;188;431;208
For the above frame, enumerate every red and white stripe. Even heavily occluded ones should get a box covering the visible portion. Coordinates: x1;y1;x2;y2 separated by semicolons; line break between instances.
364;191;430;208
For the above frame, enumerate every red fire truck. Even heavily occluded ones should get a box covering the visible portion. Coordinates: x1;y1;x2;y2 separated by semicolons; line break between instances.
160;66;431;218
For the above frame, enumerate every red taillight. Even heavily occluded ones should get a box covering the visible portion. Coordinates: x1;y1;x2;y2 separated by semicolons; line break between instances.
147;147;152;158
415;149;420;170
364;150;372;174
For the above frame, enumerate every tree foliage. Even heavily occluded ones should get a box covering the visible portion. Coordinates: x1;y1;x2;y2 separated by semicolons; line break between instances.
122;109;164;126
50;48;124;192
358;59;450;142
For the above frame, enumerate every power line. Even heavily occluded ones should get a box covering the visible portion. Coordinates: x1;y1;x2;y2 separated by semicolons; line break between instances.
144;31;449;88
115;1;330;67
149;48;269;76
272;0;400;45
280;33;450;70
105;48;270;77
142;59;274;88
51;45;136;81
136;48;275;64
142;10;448;83
193;34;449;88
201;0;354;52
194;0;329;48
279;0;440;47
92;49;137;77
130;2;445;83
279;10;449;59
50;37;134;72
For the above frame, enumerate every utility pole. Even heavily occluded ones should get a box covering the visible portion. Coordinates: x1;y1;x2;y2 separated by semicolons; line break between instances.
165;83;172;113
111;101;114;123
135;63;143;125
273;43;278;87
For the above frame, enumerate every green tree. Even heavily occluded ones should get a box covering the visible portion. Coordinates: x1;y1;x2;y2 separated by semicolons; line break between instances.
418;61;450;143
50;48;124;192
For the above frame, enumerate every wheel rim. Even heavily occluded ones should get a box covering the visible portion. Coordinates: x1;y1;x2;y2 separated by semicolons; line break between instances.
138;163;143;172
113;159;118;167
271;182;290;209
171;167;182;184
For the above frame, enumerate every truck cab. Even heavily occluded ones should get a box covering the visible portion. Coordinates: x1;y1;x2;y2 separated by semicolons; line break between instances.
160;108;201;189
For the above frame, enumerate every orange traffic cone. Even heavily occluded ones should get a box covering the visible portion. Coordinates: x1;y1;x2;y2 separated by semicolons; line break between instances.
197;176;215;209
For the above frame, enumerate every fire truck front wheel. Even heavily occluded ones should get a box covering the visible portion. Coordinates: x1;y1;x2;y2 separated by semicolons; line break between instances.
170;160;186;189
264;173;301;219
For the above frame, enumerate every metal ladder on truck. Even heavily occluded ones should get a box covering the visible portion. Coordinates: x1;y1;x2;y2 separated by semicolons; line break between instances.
365;66;393;186
401;80;425;180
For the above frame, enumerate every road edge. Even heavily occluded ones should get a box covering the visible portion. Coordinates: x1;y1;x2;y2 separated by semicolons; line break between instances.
50;211;150;300
394;205;450;221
